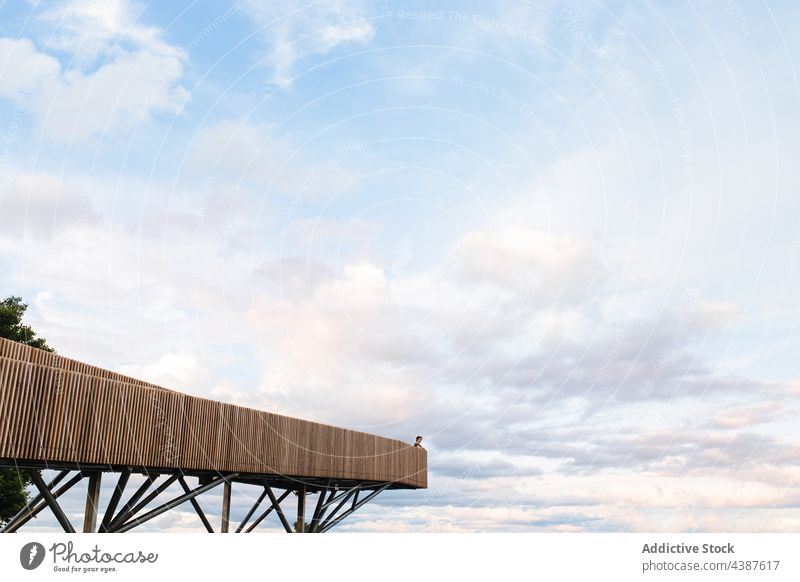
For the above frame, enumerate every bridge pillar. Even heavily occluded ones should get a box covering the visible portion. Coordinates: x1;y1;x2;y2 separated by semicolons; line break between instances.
221;480;232;533
83;471;103;532
295;486;306;533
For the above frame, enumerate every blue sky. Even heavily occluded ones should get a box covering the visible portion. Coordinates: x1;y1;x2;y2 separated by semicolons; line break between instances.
1;0;800;532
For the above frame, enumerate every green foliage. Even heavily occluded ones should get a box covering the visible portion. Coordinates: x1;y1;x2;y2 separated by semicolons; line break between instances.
0;296;54;352
0;469;32;526
0;295;54;525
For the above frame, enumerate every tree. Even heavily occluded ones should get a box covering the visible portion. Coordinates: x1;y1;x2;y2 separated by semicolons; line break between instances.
0;296;54;526
0;296;54;351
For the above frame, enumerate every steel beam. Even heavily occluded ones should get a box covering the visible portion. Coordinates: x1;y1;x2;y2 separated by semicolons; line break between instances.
264;485;292;533
318;483;391;533
313;485;359;532
243;489;291;533
308;487;329;533
114;474;238;533
0;470;70;533
236;487;268;533
27;469;75;533
178;476;214;533
100;469;130;533
319;485;359;512
107;474;176;532
1;464;397;534
126;474;179;519
100;473;155;532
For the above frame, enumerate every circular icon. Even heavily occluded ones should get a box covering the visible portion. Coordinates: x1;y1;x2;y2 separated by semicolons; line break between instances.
20;542;46;570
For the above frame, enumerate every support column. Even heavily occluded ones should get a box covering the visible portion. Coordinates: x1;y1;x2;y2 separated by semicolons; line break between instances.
83;471;103;532
221;480;232;533
28;469;75;533
295;486;306;533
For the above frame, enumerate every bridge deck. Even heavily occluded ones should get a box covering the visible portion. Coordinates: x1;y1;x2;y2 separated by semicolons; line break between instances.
0;338;426;489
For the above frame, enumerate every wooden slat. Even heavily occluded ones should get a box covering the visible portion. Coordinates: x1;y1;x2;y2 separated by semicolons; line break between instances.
0;338;426;488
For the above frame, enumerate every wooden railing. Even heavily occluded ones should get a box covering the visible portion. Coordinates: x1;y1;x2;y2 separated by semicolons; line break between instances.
0;338;426;488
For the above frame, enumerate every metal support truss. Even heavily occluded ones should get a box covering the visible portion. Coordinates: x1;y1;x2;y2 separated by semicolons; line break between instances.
27;469;76;533
1;463;395;534
178;476;214;533
239;487;291;533
1;470;82;533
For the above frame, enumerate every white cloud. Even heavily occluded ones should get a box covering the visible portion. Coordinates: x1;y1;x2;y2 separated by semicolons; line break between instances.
0;172;259;370
692;300;741;329
40;0;181;64
117;352;208;394
33;49;189;140
187;119;294;187
712;401;782;430
240;0;375;86
454;227;600;301
186;119;360;194
284;217;382;245
249;259;431;427
314;262;390;310
0;172;98;238
0;0;188;140
0;38;60;98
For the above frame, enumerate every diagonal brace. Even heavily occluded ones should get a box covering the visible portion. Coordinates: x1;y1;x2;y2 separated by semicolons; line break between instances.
311;485;359;533
101;473;157;532
1;469;71;533
115;474;239;533
243;488;291;533
100;469;131;533
178;476;214;533
236;487;268;533
107;474;177;532
264;485;292;533
318;483;391;533
27;469;76;533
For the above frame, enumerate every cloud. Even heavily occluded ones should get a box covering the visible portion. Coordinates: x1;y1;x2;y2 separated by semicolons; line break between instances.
117;352;209;394
239;0;375;86
238;220;800;536
0;0;188;140
249;259;432;427
32;49;189;140
187;119;295;188
243;224;783;457
431;454;542;479
692;300;741;329
283;217;382;246
711;401;783;430
452;227;603;309
0;173;259;371
0;173;99;238
0;38;60;98
186;119;362;196
39;0;181;66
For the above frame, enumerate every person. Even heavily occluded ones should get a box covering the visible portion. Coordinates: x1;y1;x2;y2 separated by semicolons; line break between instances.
413;436;424;447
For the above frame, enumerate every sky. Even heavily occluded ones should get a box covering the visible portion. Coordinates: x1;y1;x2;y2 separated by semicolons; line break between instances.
1;0;800;532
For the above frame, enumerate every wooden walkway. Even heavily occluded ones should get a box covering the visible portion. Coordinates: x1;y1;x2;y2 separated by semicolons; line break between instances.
0;337;426;489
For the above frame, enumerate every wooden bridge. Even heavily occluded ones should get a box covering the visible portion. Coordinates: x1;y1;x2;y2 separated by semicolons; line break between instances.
0;337;427;533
